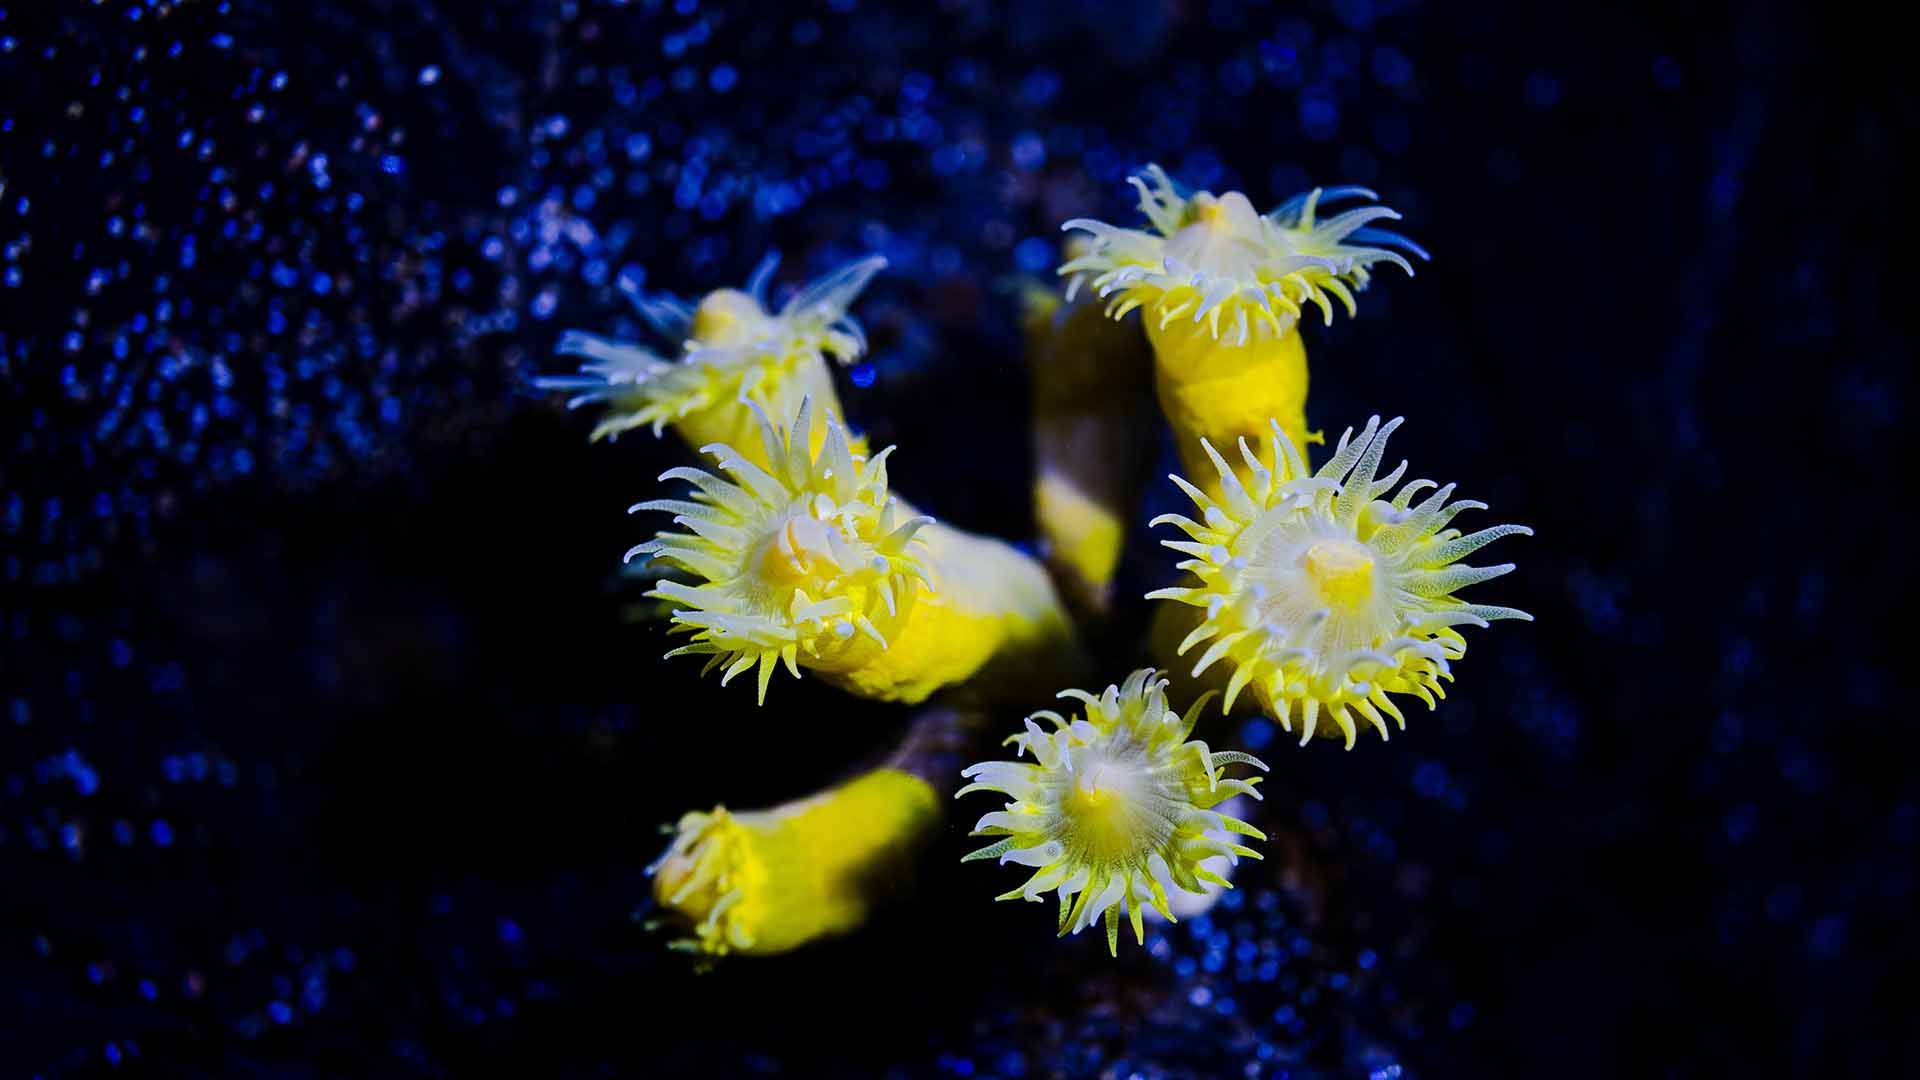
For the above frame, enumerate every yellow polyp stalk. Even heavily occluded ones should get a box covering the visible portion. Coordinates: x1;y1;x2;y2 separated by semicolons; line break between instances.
1023;281;1155;614
1033;472;1124;597
651;767;941;958
1146;316;1314;495
822;518;1082;704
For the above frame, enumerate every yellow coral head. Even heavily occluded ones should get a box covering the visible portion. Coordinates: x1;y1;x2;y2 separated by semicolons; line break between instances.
648;768;941;960
540;252;886;441
650;807;765;957
629;396;934;702
1148;416;1533;749
1058;164;1425;346
958;669;1268;956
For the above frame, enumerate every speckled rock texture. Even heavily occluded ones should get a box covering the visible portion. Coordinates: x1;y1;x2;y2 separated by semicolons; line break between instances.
1;2;1910;1076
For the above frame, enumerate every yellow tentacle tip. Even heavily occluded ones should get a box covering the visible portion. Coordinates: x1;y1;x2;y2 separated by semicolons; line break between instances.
648;807;764;960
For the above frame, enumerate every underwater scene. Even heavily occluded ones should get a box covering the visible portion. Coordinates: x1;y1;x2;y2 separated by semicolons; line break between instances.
1;1;1910;1077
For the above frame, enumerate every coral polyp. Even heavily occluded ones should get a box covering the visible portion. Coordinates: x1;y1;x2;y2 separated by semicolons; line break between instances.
958;669;1268;955
651;807;764;956
631;396;932;703
538;253;885;452
1148;416;1533;748
1059;165;1424;346
651;768;942;959
1055;165;1426;495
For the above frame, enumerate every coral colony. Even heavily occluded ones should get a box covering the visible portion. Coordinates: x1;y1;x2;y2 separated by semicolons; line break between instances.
541;166;1531;958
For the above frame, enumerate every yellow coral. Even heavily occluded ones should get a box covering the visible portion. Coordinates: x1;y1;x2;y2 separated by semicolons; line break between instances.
540;253;884;462
630;396;931;703
651;768;941;958
1019;271;1154;612
958;669;1267;955
1147;416;1532;749
1059;165;1421;345
632;397;1077;704
1058;166;1424;487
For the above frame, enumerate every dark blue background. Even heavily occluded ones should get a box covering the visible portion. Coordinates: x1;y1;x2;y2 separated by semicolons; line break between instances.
2;1;1910;1076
